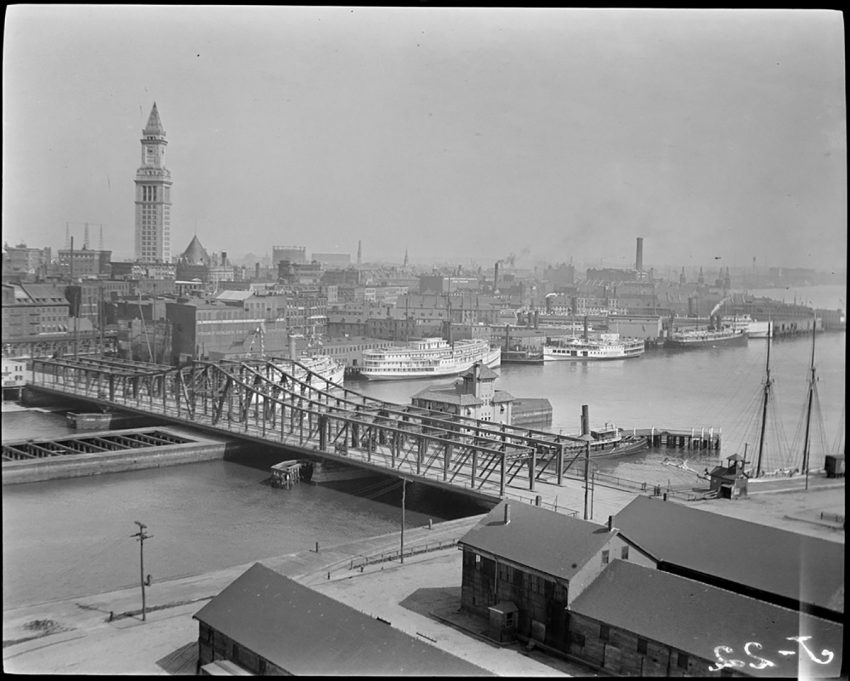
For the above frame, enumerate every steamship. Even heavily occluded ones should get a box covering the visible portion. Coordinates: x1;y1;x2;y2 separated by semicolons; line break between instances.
359;337;501;380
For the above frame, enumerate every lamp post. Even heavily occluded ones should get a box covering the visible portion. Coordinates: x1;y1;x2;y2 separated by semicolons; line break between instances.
131;521;153;621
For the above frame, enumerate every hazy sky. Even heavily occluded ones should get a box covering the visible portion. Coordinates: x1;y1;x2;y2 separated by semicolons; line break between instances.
2;7;846;271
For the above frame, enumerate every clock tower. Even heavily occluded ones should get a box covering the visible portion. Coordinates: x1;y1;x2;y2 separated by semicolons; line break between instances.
134;102;173;263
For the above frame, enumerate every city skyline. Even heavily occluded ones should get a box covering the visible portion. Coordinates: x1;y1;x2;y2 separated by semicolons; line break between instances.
2;7;846;272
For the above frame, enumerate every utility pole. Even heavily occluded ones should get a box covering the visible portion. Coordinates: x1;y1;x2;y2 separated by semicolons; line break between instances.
400;478;406;564
131;521;153;621
581;404;592;520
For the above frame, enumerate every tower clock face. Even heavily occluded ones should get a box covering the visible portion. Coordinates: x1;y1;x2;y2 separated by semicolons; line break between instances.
146;146;154;162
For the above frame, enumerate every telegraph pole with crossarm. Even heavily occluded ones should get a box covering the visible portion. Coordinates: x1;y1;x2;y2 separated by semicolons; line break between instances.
131;521;153;621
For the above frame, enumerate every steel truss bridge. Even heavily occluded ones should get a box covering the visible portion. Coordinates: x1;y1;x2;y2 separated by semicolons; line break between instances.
28;357;595;504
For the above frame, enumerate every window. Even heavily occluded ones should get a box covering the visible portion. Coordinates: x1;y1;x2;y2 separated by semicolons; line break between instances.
677;652;688;669
601;550;610;565
621;545;630;560
475;554;481;570
637;638;647;654
600;625;610;641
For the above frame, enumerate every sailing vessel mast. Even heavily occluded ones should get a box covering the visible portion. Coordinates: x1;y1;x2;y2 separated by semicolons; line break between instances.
801;314;817;490
754;321;773;478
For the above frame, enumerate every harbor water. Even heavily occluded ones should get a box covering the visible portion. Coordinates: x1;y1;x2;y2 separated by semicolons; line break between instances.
2;286;845;611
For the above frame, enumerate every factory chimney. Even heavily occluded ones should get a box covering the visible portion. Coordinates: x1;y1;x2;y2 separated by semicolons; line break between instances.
635;237;644;271
494;261;500;290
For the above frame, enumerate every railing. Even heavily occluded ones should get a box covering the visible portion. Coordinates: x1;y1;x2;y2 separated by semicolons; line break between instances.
349;538;460;570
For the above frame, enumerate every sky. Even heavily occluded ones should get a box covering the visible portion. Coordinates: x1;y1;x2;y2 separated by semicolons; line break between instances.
2;6;846;272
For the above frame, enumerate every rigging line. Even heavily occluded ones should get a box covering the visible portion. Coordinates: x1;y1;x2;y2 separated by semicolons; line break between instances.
811;386;831;460
832;403;845;453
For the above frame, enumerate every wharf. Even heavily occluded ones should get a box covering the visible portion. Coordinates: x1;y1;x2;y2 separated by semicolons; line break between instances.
1;426;233;485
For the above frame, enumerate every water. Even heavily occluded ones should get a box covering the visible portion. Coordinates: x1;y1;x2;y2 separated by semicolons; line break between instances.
1;425;484;609
2;286;844;609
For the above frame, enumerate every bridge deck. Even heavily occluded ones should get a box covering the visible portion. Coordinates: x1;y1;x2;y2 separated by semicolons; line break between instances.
25;357;722;514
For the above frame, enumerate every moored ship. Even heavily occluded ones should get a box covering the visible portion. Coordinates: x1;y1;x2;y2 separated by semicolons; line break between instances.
543;333;646;361
664;325;748;349
359;337;501;380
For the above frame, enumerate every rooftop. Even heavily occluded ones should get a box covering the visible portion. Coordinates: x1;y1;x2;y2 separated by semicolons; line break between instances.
458;500;613;581
571;559;844;678
193;563;491;676
614;496;844;615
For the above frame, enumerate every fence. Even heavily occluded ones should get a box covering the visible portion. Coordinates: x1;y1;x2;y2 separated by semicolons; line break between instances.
349;538;460;570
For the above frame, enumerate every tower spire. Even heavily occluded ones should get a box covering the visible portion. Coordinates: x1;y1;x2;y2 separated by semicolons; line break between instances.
143;102;165;136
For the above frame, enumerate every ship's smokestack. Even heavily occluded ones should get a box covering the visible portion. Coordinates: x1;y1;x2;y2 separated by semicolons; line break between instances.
581;404;590;437
504;502;511;525
636;237;644;271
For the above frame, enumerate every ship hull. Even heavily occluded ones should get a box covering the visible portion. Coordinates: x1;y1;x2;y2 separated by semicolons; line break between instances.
361;346;501;380
664;331;748;349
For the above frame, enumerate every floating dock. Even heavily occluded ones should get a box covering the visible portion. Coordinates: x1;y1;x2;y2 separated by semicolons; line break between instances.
2;426;232;484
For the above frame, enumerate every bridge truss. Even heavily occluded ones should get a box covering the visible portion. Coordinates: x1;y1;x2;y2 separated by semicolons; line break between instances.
29;357;591;502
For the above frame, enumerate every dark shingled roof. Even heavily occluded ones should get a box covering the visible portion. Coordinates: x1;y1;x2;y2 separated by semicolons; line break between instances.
458;500;614;580
571;560;844;678
193;563;491;676
460;363;500;381
614;496;844;615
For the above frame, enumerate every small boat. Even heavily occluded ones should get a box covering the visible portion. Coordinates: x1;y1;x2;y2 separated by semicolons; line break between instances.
270;460;313;488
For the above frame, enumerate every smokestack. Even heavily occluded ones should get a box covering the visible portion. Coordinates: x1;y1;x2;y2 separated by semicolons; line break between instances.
504;502;511;525
607;515;615;531
255;262;260;279
581;404;590;436
84;222;90;250
494;261;500;290
221;251;227;266
636;237;643;271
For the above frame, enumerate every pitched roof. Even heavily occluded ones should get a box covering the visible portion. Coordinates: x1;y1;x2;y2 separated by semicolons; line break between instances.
458;500;614;580
571;559;844;678
180;235;208;265
411;386;482;407
193;563;490;676
143;102;165;136
460;363;499;381
614;496;844;615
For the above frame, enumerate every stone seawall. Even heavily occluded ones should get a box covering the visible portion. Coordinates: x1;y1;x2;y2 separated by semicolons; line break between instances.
2;438;233;485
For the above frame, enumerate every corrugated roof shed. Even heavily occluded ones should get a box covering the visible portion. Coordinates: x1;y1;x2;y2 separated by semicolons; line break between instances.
458;500;614;580
615;496;844;615
571;559;843;678
193;563;491;676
